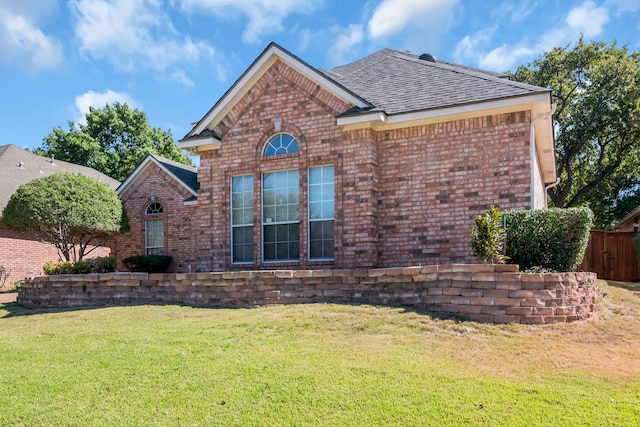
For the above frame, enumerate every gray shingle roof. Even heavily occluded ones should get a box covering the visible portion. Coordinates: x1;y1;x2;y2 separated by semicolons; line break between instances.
321;48;549;116
148;154;199;194
0;144;120;213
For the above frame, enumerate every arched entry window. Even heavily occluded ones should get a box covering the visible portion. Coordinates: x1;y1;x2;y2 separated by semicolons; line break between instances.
145;201;164;255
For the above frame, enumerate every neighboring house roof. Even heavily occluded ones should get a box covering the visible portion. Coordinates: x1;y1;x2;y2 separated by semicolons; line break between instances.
118;154;199;203
0;144;120;213
614;205;640;232
180;42;556;183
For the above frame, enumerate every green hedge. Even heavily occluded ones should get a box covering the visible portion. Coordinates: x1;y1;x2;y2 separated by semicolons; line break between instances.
123;255;172;273
43;256;117;275
504;207;593;272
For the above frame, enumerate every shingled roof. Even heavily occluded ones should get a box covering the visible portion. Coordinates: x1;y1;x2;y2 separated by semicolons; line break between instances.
0;144;120;213
117;153;199;203
321;48;549;117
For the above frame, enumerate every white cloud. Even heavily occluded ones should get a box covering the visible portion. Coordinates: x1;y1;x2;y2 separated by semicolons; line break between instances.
479;43;536;71
181;0;322;44
328;24;363;65
605;0;639;14
368;0;458;39
459;0;612;71
71;0;214;80
75;90;136;124
566;0;609;37
453;27;496;63
0;4;63;71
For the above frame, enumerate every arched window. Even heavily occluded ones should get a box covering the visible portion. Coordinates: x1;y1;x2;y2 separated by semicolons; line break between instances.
262;133;299;157
145;202;164;255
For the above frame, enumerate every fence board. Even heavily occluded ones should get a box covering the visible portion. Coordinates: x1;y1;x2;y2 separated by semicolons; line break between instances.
581;231;639;282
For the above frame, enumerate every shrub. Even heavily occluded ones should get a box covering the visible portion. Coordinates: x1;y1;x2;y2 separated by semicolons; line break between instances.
504;207;593;272
123;255;172;273
42;256;117;275
471;205;507;264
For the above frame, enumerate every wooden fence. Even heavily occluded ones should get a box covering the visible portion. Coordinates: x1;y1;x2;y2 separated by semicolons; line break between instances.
581;231;640;282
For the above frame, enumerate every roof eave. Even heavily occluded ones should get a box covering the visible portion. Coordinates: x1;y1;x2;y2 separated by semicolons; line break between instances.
184;43;370;148
118;155;198;198
337;92;557;183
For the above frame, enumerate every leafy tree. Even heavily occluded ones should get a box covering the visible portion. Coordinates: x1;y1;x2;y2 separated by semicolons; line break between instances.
2;173;129;261
510;39;640;229
36;102;192;182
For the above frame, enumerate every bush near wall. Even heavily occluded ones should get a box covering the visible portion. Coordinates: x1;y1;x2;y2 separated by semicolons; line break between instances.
123;255;172;273
43;256;117;275
505;207;593;272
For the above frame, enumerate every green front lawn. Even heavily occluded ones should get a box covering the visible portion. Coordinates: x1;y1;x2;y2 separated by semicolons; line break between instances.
1;280;639;426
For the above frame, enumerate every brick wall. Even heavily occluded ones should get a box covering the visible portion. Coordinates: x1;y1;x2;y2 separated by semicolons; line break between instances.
0;226;110;291
375;113;533;266
112;162;197;272
122;60;542;271
18;264;600;324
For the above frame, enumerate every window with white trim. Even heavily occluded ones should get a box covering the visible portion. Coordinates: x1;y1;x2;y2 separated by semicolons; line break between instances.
231;175;254;263
145;202;164;255
262;133;299;156
308;166;334;260
262;170;299;261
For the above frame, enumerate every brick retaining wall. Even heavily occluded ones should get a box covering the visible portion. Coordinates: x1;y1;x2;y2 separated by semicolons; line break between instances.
17;264;600;324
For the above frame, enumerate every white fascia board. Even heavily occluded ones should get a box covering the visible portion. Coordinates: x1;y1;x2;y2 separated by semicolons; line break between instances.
179;135;221;152
118;156;197;198
189;44;367;138
337;93;551;131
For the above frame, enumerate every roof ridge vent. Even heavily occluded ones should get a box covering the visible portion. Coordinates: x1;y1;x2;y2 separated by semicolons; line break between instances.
419;53;436;62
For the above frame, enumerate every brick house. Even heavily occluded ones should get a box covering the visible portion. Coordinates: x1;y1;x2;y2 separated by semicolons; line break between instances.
112;43;556;273
0;144;119;289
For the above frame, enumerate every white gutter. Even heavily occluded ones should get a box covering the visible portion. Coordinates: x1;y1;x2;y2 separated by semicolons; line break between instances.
530;104;556;209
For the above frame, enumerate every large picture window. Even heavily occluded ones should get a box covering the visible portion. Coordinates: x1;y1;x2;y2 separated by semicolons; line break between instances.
262;170;299;261
145;202;164;255
308;166;334;260
231;175;254;263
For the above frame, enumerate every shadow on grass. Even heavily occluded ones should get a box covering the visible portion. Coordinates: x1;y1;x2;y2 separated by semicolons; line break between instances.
1;299;454;323
604;280;640;293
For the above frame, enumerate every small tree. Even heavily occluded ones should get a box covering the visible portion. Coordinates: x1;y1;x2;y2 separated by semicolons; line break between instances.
471;205;507;264
2;173;129;261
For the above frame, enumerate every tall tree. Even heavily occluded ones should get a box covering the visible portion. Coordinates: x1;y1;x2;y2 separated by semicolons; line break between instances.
37;102;192;182
510;39;640;229
2;173;129;261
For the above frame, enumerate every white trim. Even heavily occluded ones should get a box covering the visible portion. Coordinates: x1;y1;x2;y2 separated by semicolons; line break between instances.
179;136;221;152
118;155;198;198
337;93;550;130
187;44;368;140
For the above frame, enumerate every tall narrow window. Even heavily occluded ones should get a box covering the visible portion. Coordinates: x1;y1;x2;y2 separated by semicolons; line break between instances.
262;133;299;156
145;202;164;255
309;166;334;260
231;175;254;263
262;170;299;261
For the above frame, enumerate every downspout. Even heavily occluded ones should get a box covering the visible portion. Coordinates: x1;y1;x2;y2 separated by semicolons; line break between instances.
529;103;557;209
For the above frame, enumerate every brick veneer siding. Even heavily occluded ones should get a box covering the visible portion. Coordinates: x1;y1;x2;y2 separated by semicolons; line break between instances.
375;113;533;266
111;162;197;272
0;226;110;291
17;264;600;324
150;59;543;272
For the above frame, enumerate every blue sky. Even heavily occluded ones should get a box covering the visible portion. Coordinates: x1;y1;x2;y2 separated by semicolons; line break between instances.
1;0;639;153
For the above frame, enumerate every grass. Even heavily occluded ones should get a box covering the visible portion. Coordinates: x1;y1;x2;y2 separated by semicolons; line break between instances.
1;280;639;426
